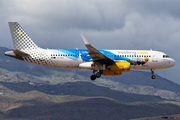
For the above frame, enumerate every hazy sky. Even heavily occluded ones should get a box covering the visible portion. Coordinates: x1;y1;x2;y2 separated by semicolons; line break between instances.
0;0;180;83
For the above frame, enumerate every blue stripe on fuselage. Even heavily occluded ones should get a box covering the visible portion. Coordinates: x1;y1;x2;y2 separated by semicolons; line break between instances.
50;49;138;64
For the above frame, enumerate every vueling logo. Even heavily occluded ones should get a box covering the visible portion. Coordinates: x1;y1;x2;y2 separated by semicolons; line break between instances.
137;51;148;54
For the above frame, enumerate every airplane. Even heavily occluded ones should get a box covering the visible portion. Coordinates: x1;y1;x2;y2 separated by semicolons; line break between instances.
5;22;176;80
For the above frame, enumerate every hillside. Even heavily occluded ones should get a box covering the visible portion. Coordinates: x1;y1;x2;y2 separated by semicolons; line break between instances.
0;91;180;120
0;67;179;102
0;81;164;103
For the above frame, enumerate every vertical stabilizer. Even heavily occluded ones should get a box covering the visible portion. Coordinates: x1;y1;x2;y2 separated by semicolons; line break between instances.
8;22;39;50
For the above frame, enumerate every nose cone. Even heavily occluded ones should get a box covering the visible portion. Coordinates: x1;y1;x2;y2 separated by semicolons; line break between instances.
169;58;176;67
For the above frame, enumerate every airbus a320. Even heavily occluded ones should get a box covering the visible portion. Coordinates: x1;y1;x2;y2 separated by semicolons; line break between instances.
5;22;176;80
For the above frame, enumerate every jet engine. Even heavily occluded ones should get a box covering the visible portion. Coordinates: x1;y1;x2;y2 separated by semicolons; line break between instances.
102;61;130;76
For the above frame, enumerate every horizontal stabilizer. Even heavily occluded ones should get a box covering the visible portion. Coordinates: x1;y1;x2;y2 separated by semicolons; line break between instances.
12;49;29;57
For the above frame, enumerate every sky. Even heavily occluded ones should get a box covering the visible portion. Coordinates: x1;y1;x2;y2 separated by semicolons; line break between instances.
0;0;180;83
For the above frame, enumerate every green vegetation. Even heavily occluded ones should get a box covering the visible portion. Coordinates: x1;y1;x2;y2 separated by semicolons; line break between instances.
0;67;180;102
0;91;179;120
94;79;180;101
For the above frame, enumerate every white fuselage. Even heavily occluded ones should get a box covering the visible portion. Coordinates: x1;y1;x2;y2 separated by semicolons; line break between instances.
15;48;175;70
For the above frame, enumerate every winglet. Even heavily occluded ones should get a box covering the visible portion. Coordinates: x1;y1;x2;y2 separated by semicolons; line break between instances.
81;34;90;45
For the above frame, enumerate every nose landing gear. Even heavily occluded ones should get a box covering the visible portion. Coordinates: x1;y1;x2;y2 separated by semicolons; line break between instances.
151;69;156;79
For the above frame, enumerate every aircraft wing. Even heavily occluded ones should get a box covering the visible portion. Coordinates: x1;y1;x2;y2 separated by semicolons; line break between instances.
12;49;30;57
81;34;114;64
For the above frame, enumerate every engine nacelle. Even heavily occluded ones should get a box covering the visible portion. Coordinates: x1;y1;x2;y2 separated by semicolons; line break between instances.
102;70;122;76
107;61;130;72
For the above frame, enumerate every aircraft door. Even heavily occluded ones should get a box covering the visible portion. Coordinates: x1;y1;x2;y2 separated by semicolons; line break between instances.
152;52;158;62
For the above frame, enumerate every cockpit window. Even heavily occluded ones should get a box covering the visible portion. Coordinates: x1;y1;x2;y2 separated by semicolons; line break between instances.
163;55;169;58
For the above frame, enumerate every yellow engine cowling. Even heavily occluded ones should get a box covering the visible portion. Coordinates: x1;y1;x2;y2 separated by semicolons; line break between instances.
107;61;130;72
102;70;122;76
102;62;130;76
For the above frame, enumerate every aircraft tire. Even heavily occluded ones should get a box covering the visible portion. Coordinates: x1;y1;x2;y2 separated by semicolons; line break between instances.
151;75;156;79
96;72;101;78
90;75;96;81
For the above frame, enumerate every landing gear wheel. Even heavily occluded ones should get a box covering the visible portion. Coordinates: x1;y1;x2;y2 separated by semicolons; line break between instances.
151;69;156;79
95;72;101;78
151;75;156;79
90;75;96;81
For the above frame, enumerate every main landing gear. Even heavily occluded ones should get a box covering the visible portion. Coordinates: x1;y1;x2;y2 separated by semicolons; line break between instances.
151;69;156;79
90;70;101;81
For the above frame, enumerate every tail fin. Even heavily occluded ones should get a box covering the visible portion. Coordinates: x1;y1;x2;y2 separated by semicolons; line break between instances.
8;22;39;50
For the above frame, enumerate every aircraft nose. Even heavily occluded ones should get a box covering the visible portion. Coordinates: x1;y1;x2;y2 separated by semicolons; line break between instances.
169;59;176;67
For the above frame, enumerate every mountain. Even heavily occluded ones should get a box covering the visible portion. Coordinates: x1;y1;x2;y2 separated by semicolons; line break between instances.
0;81;163;103
0;91;180;120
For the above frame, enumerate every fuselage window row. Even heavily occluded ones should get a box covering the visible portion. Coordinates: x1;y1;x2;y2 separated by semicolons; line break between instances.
51;54;151;58
51;54;88;57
